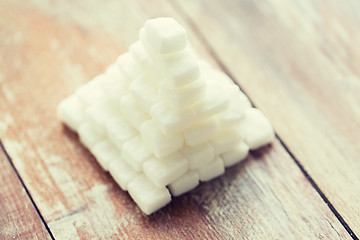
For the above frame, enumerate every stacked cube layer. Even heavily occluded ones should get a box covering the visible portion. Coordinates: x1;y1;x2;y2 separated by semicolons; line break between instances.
57;18;274;215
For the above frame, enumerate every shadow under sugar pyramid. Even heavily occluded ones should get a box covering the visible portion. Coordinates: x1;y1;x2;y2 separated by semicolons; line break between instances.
57;17;275;215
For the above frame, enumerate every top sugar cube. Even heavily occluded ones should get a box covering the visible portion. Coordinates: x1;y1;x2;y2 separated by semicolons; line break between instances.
144;18;187;54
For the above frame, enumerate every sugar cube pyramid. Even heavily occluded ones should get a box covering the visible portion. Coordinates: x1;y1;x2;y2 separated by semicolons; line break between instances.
57;18;274;215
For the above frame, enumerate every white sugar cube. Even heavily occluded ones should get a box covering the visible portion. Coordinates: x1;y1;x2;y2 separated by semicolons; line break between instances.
122;136;153;171
109;159;139;191
143;153;188;188
129;41;149;68
198;156;225;182
159;78;206;110
130;76;160;113
193;77;229;120
239;108;275;149
140;120;184;158
198;59;214;78
57;95;85;131
183;118;219;146
221;142;249;167
211;127;242;154
128;174;171;215
116;52;141;81
139;28;157;58
120;94;151;130
168;171;199;196
180;143;215;170
151;101;197;135
86;100;120;134
90;73;108;86
106;116;137;150
102;66;129;104
143;60;166;80
218;86;251;125
216;87;250;126
75;80;106;106
144;18;187;54
226;84;251;108
229;95;251;116
91;140;121;171
140;29;198;88
218;107;246;126
104;64;126;83
211;70;235;86
78;122;105;148
194;95;229;122
103;79;129;105
160;51;200;88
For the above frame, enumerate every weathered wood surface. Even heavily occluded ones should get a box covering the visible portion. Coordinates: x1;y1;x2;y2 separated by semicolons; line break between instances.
0;0;357;239
173;0;360;236
0;145;51;239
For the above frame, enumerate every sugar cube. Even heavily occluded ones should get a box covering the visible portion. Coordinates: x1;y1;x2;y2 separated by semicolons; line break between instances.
151;101;197;135
140;120;184;158
78;122;105;148
211;70;235;86
183;118;219;146
239;108;275;149
144;18;187;54
218;107;246;126
106;116;137;150
221;142;249;167
211;127;242;154
122;136;153;171
120;94;150;130
128;174;171;215
104;64;125;83
168;171;199;196
159;78;206;110
160;51;200;88
102;66;129;104
57;95;85;131
198;156;225;182
75;80;106;106
116;52;141;81
143;152;188;188
129;41;149;68
86;100;121;134
180;143;215;170
109;159;139;191
91;140;121;171
194;80;229;121
130;76;160;113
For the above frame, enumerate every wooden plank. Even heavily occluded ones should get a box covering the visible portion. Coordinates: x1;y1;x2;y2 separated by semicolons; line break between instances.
173;0;360;236
0;145;51;240
0;0;352;239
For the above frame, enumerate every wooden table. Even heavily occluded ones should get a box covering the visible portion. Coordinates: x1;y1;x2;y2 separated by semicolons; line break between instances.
1;0;359;239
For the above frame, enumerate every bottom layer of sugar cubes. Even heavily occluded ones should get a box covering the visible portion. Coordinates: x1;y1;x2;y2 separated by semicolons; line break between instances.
57;17;274;215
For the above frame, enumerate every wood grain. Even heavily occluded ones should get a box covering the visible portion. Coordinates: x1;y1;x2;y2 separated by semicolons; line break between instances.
0;0;356;239
0;145;51;240
173;0;360;236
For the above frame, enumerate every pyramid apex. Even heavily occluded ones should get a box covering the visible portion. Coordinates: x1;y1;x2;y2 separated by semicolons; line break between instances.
143;17;187;54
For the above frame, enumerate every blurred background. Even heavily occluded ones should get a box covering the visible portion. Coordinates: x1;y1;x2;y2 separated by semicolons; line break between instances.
0;0;359;239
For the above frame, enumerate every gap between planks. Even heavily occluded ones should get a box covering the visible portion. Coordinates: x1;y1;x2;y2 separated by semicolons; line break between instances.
0;140;56;240
169;1;359;239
